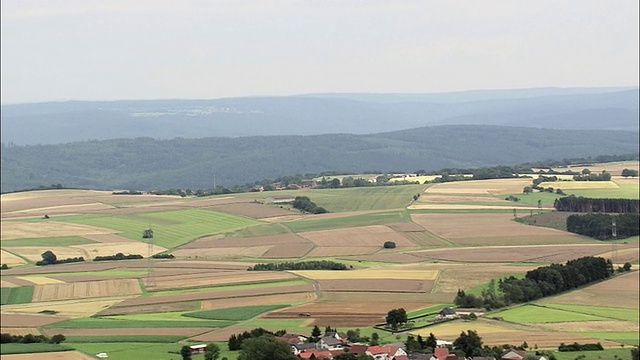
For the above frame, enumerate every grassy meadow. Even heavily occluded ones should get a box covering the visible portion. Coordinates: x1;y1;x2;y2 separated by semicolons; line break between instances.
1;166;638;360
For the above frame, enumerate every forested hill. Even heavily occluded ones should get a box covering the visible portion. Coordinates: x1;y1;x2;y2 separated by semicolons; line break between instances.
1;87;638;145
1;125;638;192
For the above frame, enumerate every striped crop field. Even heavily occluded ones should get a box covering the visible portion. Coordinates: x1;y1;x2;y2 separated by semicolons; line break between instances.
60;209;263;248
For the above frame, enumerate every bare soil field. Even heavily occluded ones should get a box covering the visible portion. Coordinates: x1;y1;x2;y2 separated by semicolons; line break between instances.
1;190;110;213
306;246;381;257
408;204;542;210
182;233;309;248
291;268;439;280
200;292;316;310
414;244;616;263
262;243;315;258
112;284;315;308
72;242;167;259
346;253;425;263
386;222;426;232
0;327;41;336
411;213;588;246
190;325;256;342
299;225;416;247
31;279;141;302
143;270;297;291
1;351;97;360
318;279;434;293
7;246;89;263
2;203;116;218
210;202;297;218
0;250;27;267
2;297;135;318
425;179;534;196
547;271;639;308
322;291;452;304
594;246;640;263
1;221;116;240
0;313;68;327
1;279;22;288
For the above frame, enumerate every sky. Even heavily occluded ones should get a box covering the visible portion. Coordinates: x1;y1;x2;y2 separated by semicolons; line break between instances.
1;0;638;104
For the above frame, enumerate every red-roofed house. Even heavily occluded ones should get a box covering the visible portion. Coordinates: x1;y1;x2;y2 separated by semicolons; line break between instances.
366;345;408;360
501;349;527;360
298;350;333;359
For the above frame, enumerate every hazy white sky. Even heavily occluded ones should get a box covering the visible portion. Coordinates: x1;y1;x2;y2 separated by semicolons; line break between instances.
1;0;638;104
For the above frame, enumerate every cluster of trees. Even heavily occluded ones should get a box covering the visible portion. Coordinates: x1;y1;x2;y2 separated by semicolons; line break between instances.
291;196;327;214
573;170;612;181
558;342;603;352
227;328;280;351
112;190;143;195
1;264;8;270
249;260;347;271
93;253;143;261
554;196;639;213
36;250;84;266
405;333;438;353
622;168;639;177
456;256;615;309
151;253;175;259
567;213;640;239
383;241;396;249
385;308;408;330
1;333;66;344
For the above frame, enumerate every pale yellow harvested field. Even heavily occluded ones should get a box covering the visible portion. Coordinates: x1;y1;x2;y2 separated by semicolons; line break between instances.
411;213;587;246
425;178;533;195
0;249;27;266
306;246;381;257
300;225;416;247
1;297;134;318
0;328;40;336
262;243;315;258
0;189;110;212
614;176;640;185
595;247;640;263
538;180;620;189
434;264;538;293
291;268;439;280
15;276;66;285
1;351;96;360
146;271;296;290
4;202;115;217
72;242;167;258
389;175;439;183
547;160;640;175
548;271;639;309
1;221;116;240
417;195;506;203
201;292;316;310
7;246;89;262
1;279;21;288
31;279;141;302
535;320;639;332
408;204;542;210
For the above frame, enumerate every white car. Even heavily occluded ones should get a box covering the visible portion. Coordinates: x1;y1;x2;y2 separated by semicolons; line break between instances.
96;353;108;358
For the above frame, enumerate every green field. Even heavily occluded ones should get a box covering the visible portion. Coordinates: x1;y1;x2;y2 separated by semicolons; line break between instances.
60;209;263;248
552;347;636;360
284;210;409;232
68;342;213;360
42;317;232;329
579;332;639;346
183;304;289;321
0;343;74;355
407;304;452;318
564;183;639;199
501;192;565;207
1;236;98;247
539;303;640;322
0;286;34;305
488;304;610;323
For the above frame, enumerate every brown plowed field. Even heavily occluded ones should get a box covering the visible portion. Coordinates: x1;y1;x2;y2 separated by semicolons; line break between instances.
535;320;639;332
0;313;68;327
318;279;433;293
31;279;141;302
1;351;97;360
386;222;426;232
413;244;615;263
306;246;381;257
346;253;425;263
0;327;41;336
411;213;588;246
143;270;297;290
173;246;272;259
113;283;315;307
0;279;21;288
547;270;639;308
210;202;296;218
182;233;307;248
262;243;315;258
190;325;256;342
201;292;316;310
300;225;416;247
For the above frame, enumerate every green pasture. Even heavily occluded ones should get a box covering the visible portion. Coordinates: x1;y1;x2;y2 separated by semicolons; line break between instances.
184;304;289;321
284;210;409;232
552;347;636;360
501;192;564;207
488;304;609;323
70;341;238;360
565;183;639;199
0;343;74;355
64;335;186;343
538;303;639;322
580;332;639;346
1;236;97;247
43;316;232;329
59;209;263;248
0;286;33;305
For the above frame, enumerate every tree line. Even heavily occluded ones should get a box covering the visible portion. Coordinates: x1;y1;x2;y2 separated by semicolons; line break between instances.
291;196;327;214
456;256;617;310
554;196;639;213
567;213;639;240
1;333;66;344
249;260;347;271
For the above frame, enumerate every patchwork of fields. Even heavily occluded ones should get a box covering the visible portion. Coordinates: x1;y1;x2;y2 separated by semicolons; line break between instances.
1;166;638;359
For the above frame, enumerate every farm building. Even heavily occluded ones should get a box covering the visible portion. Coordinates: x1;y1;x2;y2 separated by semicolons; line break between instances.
436;307;457;320
189;344;207;354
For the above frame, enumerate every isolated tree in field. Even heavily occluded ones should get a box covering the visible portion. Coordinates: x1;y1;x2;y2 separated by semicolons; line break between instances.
204;343;220;360
237;336;297;360
180;345;192;360
370;332;379;346
453;330;483;357
523;186;533;194
383;241;396;249
582;168;591;175
50;334;66;344
385;308;408;330
41;251;57;265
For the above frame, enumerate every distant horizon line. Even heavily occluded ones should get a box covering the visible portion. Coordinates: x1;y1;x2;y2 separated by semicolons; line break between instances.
2;85;638;106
